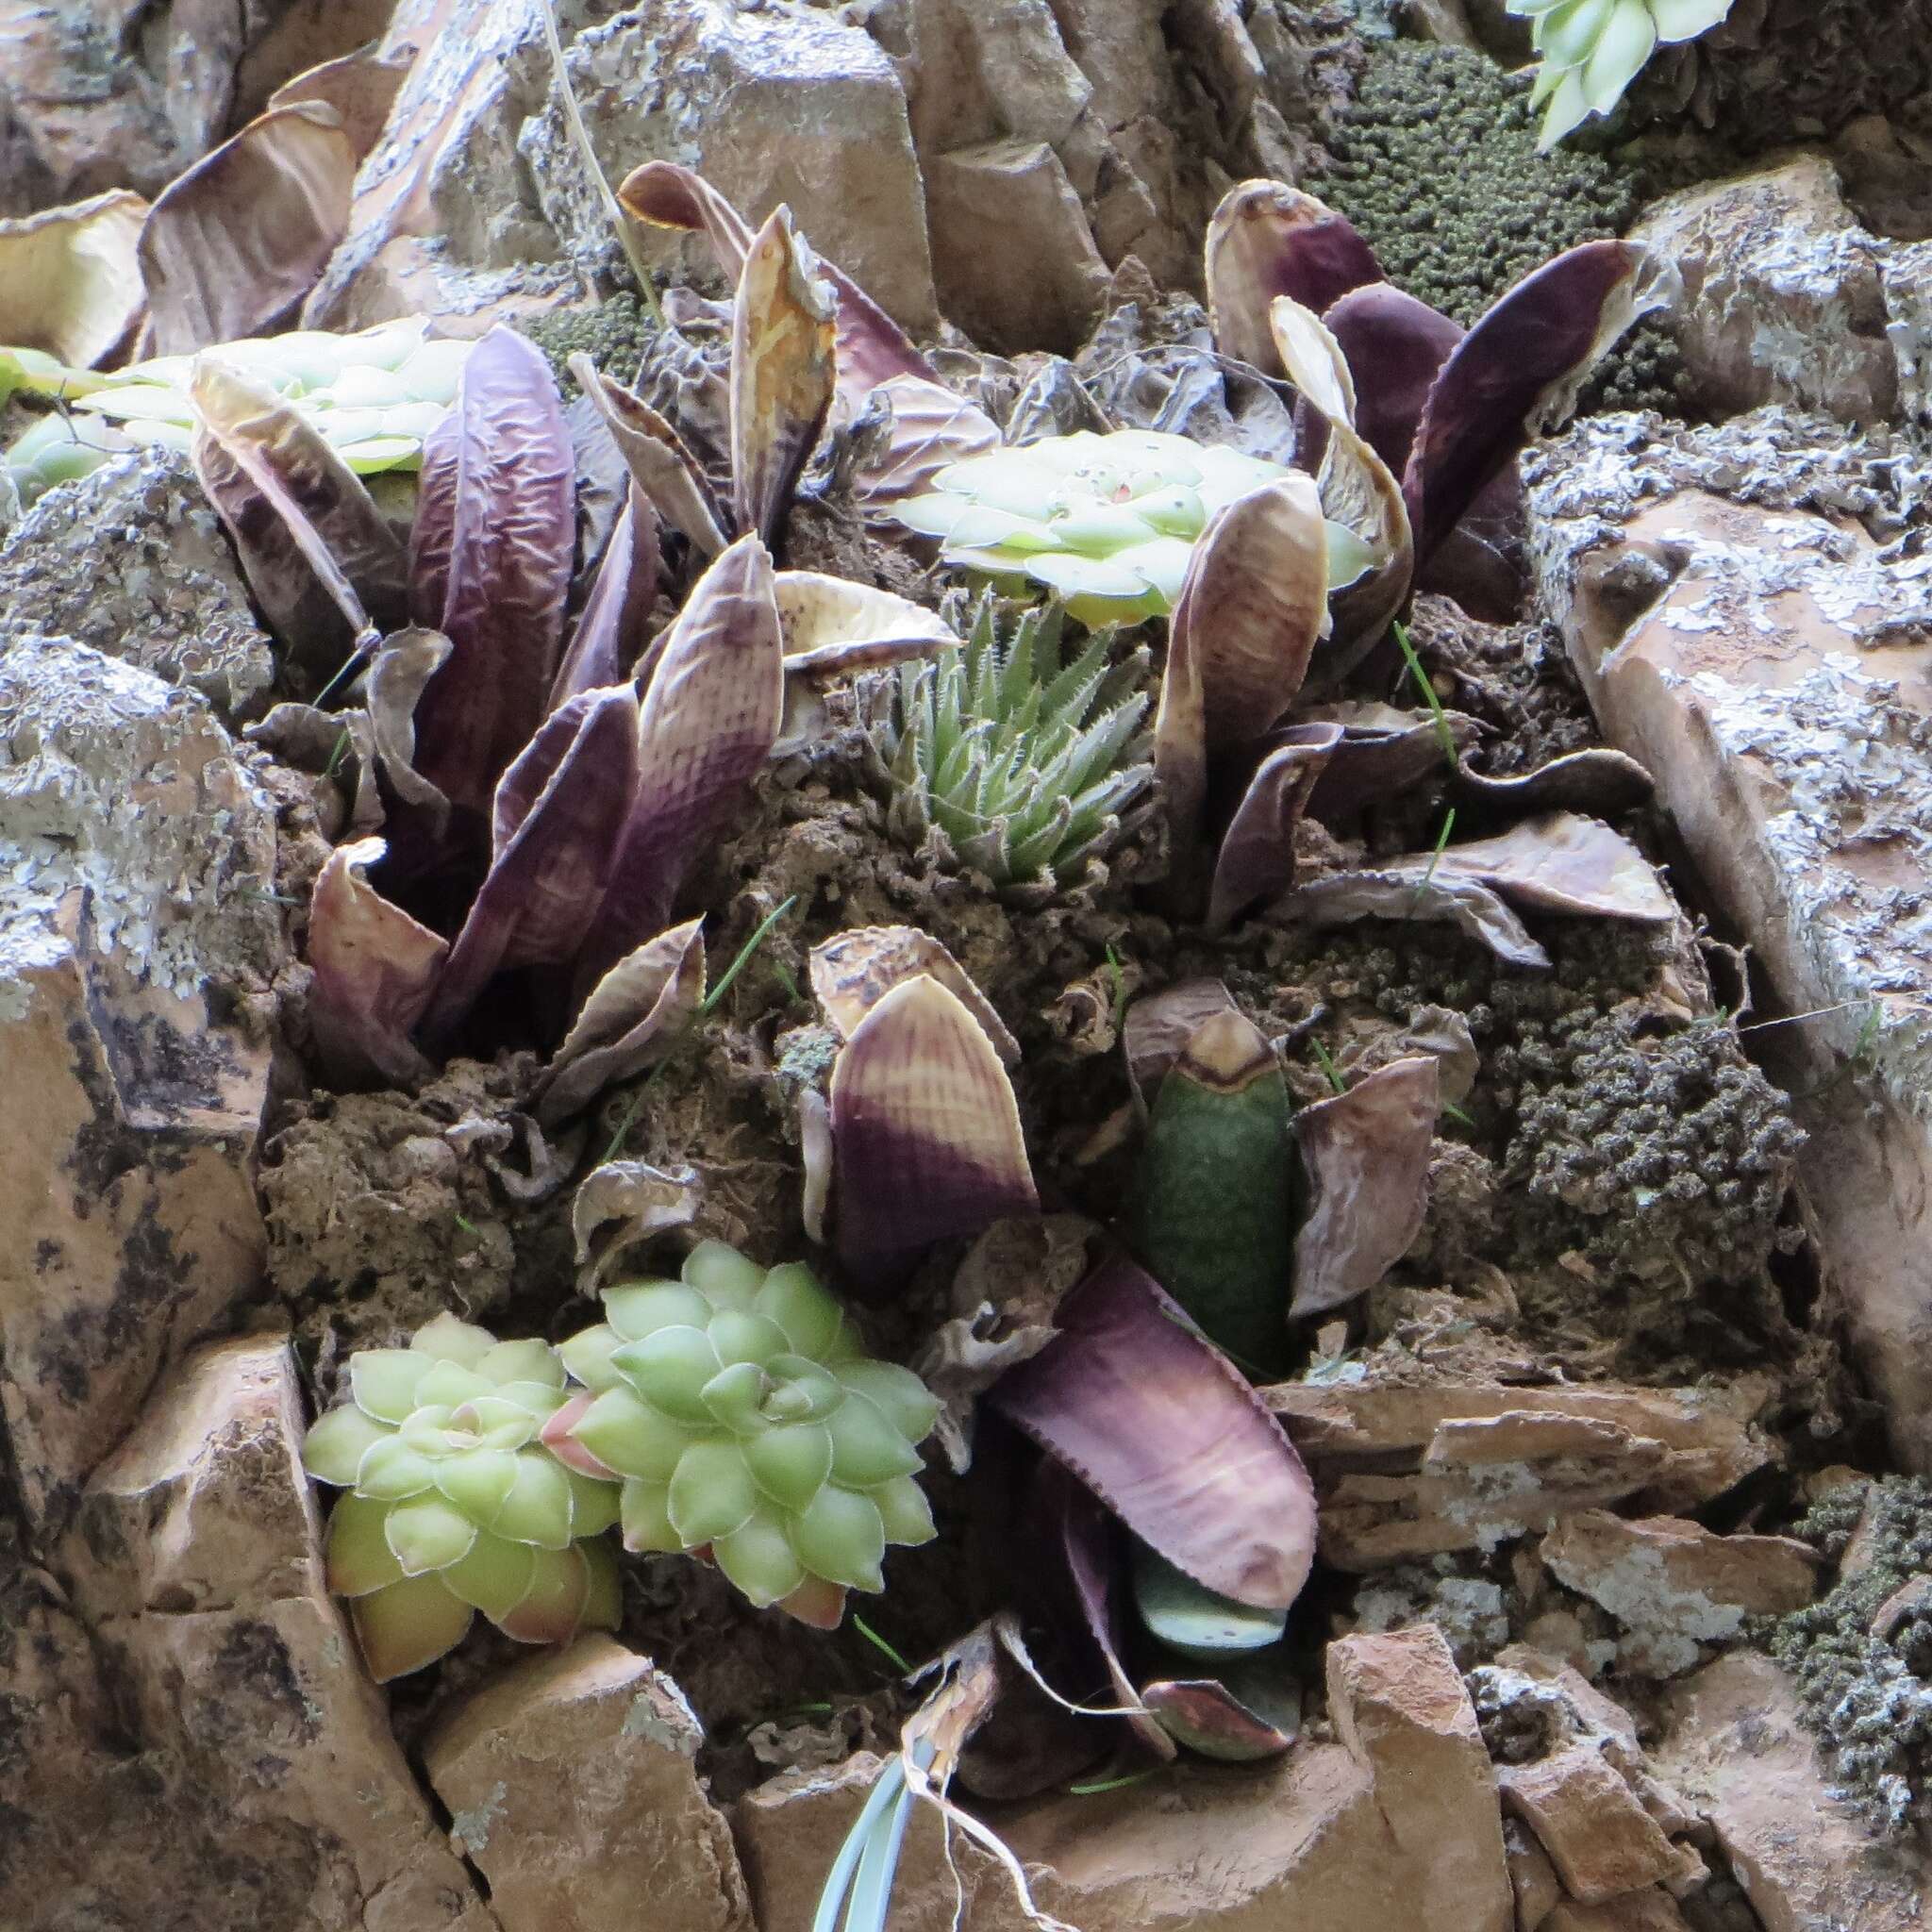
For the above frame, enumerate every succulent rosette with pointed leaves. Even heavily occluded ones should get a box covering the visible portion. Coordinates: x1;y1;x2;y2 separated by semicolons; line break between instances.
1508;0;1735;149
302;1314;622;1681
544;1241;940;1627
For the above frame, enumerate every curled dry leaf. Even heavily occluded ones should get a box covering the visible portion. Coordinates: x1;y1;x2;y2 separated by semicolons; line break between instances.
550;488;661;707
190;354;405;667
140;100;355;357
572;357;728;558
828;974;1039;1291
729;206;836;549
571;1159;702;1288
774;570;956;678
267;43;413;165
1282;870;1551;970
1289;1056;1441;1322
306;837;447;1089
1122;978;1240;1102
1302;703;1483;826
809;925;1020;1065
990;1254;1317;1608
410;325;576;817
1140;1670;1300;1762
1436;811;1674;921
1452;745;1654;816
537;917;706;1124
1207;723;1345;933
854;373;1002;502
363;625;453;819
245;701;383;836
580;533;785;988
1203;180;1382;375
0;190;148;367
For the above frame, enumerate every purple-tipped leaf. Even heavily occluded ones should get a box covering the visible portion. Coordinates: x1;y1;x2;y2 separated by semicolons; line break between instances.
828;974;1039;1292
1290;1057;1440;1321
572;358;729;558
729;206;837;550
1206;723;1344;933
409;325;576;817
1405;241;1663;565
990;1254;1317;1609
1204;179;1382;375
578;534;785;988
422;686;641;1041
307;837;447;1088
140;100;353;355
550;489;660;708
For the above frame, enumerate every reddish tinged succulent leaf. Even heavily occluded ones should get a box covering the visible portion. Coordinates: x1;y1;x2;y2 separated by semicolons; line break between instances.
1290;1057;1440;1321
422;686;641;1041
810;926;1020;1066
307;836;447;1089
1204;179;1383;375
617;159;937;411
829;974;1039;1292
729;206;837;550
1139;1675;1298;1762
537;917;706;1124
572;357;729;558
777;1575;848;1630
550;490;660;708
1206;723;1345;933
856;374;1003;502
410;325;576;818
1405;241;1661;565
267;44;412;165
579;534;786;987
989;1255;1317;1609
140;101;354;356
190;355;405;668
541;1393;613;1477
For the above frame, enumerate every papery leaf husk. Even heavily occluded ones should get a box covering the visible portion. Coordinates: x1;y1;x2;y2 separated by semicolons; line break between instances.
1404;240;1662;565
1452;745;1654;816
364;625;455;822
550;489;660;708
537;917;706;1124
575;535;784;991
856;373;1003;502
1206;723;1344;933
828;974;1039;1293
729;206;836;551
0;190;149;367
409;325;576;818
572;357;729;558
1281;869;1552;971
422;686;641;1041
266;43;413;165
799;1087;833;1246
810;926;1020;1065
1430;810;1674;921
774;570;956;678
307;836;447;1088
244;701;383;836
140;101;354;357
572;1159;702;1286
1300;704;1484;828
1122;980;1240;1104
1289;1056;1440;1321
189;354;405;671
1132;1009;1299;1377
1203;180;1383;375
990;1253;1317;1608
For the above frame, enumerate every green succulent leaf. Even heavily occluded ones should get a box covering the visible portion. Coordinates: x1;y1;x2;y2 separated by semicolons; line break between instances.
302;1404;391;1487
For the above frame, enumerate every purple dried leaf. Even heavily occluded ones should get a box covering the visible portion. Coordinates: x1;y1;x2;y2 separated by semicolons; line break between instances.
1405;241;1665;566
189;355;405;668
1206;723;1345;933
809;925;1020;1066
422;686;641;1041
1419;518;1525;624
729;206;837;550
1281;870;1551;971
265;43;412;165
774;571;956;678
578;533;785;988
1433;810;1674;921
989;1254;1318;1610
828;974;1039;1292
363;625;454;823
1122;979;1240;1104
536;916;706;1124
1323;282;1463;478
1301;704;1483;827
550;489;660;708
1453;746;1653;816
306;836;447;1089
572;357;729;558
140;100;354;355
1204;179;1382;375
245;701;383;835
855;373;1003;502
1290;1056;1440;1321
409;324;576;817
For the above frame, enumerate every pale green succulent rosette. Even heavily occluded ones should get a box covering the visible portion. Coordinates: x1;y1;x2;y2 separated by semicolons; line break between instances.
303;1313;622;1681
882;429;1296;625
1510;0;1734;149
544;1241;940;1627
2;318;472;508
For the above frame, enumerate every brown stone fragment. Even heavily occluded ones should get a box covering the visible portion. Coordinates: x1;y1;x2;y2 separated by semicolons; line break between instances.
1499;1745;1685;1906
1544;1893;1693;1932
1505;1817;1563;1932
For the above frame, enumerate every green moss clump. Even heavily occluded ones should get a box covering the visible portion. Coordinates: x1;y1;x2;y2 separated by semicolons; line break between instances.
1506;1011;1803;1285
1766;1476;1932;1835
1313;41;1689;414
512;293;655;398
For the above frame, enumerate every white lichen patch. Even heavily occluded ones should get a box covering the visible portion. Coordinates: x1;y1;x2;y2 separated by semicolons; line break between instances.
447;1779;509;1857
622;1676;703;1757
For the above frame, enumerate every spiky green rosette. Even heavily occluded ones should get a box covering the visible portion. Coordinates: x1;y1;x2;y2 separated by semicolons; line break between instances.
882;429;1291;624
878;597;1152;895
1510;0;1733;148
303;1315;622;1681
543;1241;939;1626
